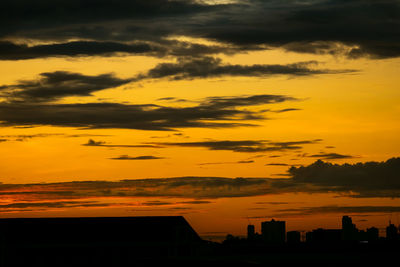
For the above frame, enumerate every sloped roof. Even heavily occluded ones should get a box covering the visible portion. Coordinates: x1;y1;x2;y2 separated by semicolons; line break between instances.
0;216;202;246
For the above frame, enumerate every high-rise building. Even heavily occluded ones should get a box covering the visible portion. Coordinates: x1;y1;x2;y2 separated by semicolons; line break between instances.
261;219;285;244
366;227;379;241
386;222;398;240
247;224;255;240
287;231;301;244
342;215;358;241
306;228;342;244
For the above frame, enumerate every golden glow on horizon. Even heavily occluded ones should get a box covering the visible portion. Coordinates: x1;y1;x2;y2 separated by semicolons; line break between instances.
0;46;399;237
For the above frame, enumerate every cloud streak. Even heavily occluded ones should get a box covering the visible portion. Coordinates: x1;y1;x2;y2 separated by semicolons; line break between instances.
138;57;355;81
109;155;164;160
0;94;297;130
83;139;161;148
150;139;321;153
1;157;400;214
198;160;254;166
307;152;356;160
0;71;132;102
273;205;400;217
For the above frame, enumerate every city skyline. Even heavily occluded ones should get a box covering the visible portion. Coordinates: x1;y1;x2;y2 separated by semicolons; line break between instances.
243;215;397;242
0;0;400;239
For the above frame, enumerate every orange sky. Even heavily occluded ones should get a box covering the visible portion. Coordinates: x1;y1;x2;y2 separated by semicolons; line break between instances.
0;0;400;240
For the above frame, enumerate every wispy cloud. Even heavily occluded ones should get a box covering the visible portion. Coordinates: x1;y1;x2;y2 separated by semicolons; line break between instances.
307;152;356;160
1;157;400;214
83;139;161;148
109;155;164;160
136;57;355;81
0;94;298;130
198;160;254;165
271;205;400;217
150;139;321;153
0;71;132;103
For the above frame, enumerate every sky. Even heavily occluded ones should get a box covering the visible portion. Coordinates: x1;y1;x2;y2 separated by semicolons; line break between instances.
0;0;400;241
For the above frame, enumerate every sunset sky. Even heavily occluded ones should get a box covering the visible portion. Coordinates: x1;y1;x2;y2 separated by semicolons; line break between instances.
0;0;400;240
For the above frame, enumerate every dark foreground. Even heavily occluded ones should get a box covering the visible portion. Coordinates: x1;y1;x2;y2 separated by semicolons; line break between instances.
2;242;399;266
0;217;398;266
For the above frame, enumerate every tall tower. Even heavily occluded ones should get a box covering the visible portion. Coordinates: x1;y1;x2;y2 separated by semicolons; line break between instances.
386;222;398;240
261;219;286;245
247;224;255;240
342;215;358;241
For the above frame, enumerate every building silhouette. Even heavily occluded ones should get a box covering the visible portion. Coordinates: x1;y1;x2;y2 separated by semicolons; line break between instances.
287;231;301;244
247;224;255;240
0;216;204;265
386;222;398;240
342;216;358;241
366;227;379;241
261;219;285;245
306;228;342;244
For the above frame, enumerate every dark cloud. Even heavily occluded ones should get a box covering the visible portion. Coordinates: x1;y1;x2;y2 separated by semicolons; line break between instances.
274;205;400;217
177;200;213;205
140;200;172;206
0;71;132;102
0;41;156;60
110;155;164;160
289;157;400;198
202;94;297;108
0;133;63;141
168;207;193;211
84;139;106;146
265;163;290;166
66;134;112;138
158;97;178;101
0;0;398;60
254;202;290;205
308;152;355;159
0;0;213;40
246;155;266;160
0;157;399;203
0;39;260;60
0;94;295;130
0;102;255;130
0;177;274;200
139;57;354;81
0;133;110;142
272;108;302;113
0;157;399;214
156;94;297;109
198;160;254;165
0;200;112;212
140;200;213;206
152;139;321;153
0;197;214;213
83;139;160;148
237;160;254;164
197;0;400;59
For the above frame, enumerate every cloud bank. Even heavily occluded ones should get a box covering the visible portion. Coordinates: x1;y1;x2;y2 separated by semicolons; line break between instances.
0;94;297;130
0;0;398;60
0;158;399;213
